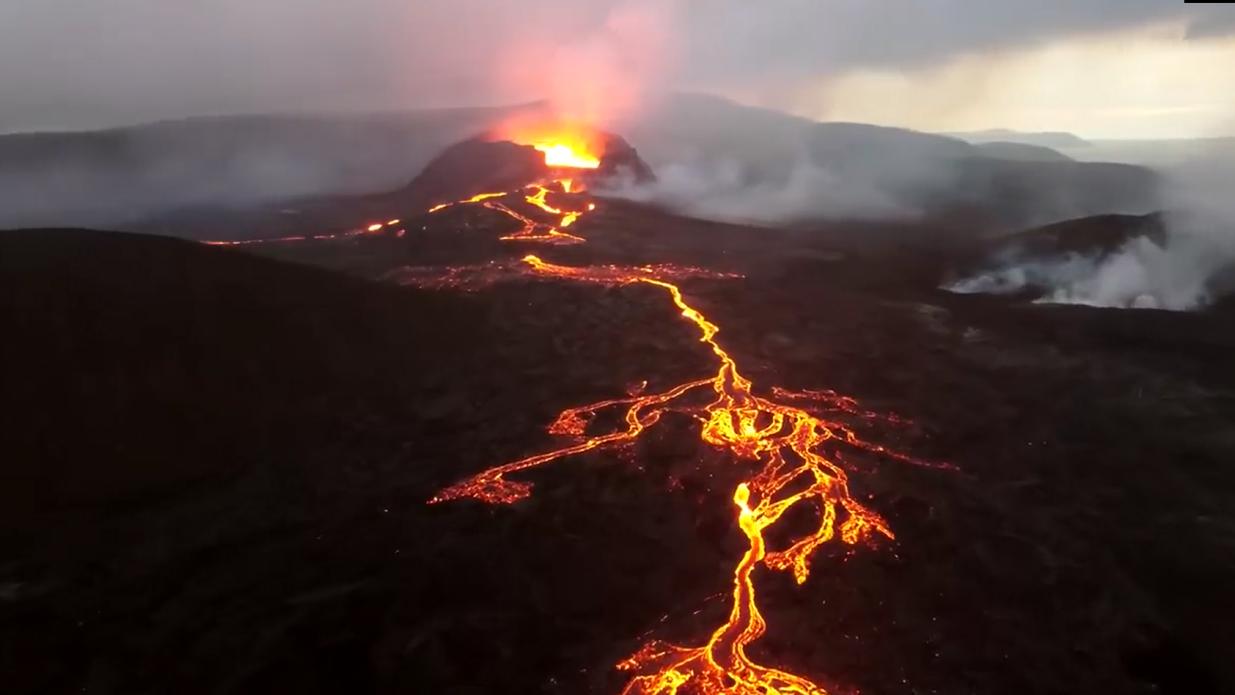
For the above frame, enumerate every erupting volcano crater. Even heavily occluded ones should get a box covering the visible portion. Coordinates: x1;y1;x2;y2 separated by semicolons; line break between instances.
407;130;654;205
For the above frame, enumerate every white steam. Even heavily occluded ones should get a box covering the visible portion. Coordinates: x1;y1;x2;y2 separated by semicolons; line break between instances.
947;231;1226;310
602;156;913;225
947;154;1235;311
605;94;1160;228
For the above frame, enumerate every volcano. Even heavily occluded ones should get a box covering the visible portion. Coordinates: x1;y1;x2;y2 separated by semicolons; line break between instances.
7;100;1235;695
406;131;654;206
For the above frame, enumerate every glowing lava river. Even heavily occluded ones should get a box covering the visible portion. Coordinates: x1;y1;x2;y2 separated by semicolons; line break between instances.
400;169;940;694
414;250;933;695
211;139;938;693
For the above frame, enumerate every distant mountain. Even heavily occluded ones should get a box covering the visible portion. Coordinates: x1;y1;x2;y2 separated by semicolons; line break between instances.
621;94;1157;230
945;128;1091;149
974;141;1073;163
1071;136;1235;168
0;94;1160;234
0;106;519;230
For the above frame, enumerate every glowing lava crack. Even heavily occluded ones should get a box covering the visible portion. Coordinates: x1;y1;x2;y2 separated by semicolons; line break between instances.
421;248;939;694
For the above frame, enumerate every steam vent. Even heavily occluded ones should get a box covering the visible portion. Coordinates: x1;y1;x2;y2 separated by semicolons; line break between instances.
407;131;655;204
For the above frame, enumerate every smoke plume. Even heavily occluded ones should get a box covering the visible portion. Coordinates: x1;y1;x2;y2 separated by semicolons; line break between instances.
946;154;1235;310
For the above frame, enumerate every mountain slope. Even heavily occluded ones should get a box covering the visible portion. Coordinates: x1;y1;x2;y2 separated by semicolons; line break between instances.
0;107;517;229
0;228;479;517
621;94;1159;229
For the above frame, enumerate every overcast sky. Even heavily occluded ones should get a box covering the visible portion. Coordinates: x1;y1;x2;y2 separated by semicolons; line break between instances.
2;1;1234;137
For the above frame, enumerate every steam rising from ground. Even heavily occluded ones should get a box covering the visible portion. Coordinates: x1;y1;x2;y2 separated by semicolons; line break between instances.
604;156;912;225
947;157;1235;311
600;94;960;225
948;230;1228;310
603;94;1161;228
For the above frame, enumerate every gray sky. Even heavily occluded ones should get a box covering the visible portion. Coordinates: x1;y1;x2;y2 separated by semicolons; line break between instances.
2;1;1234;136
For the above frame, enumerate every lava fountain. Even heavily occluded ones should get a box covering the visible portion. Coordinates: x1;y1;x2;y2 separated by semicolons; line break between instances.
500;120;605;171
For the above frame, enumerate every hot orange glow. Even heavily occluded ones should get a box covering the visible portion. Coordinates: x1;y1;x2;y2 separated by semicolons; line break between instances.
491;199;586;246
201;224;388;246
202;171;595;249
203;234;308;247
421;180;596;246
428;191;508;214
534;143;600;169
391;257;734;293
524;185;563;215
495;119;605;170
423;247;941;693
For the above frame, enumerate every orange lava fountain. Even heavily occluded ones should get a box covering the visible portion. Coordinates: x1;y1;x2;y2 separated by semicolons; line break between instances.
497;120;605;171
535;142;601;169
423;250;939;694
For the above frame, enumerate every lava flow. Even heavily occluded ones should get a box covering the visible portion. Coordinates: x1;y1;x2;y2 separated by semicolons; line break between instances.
390;255;739;292
203;138;602;248
203;179;594;249
423;249;938;694
429;179;596;246
201;217;404;247
210;130;932;693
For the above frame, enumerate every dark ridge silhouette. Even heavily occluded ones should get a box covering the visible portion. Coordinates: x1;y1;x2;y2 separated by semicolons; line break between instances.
996;212;1168;257
974;141;1074;163
0;228;479;519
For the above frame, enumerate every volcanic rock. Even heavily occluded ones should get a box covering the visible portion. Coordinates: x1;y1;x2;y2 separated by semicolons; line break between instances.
405;138;550;204
593;134;656;184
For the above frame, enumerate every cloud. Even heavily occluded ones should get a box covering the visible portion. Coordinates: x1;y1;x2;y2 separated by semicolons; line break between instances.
1186;8;1235;40
805;24;1235;139
2;1;1233;131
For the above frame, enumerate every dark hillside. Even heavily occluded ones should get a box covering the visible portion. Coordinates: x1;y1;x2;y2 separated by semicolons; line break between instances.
0;229;476;518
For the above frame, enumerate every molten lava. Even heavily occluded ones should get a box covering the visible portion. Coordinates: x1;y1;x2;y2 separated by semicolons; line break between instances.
204;144;940;694
535;142;600;169
202;217;401;247
426;180;595;246
494;119;605;171
415;245;940;693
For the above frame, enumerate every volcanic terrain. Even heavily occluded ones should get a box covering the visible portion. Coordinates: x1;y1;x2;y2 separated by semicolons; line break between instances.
2;130;1235;695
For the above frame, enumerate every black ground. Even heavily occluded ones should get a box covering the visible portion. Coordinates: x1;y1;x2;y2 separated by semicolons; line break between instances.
2;196;1234;694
